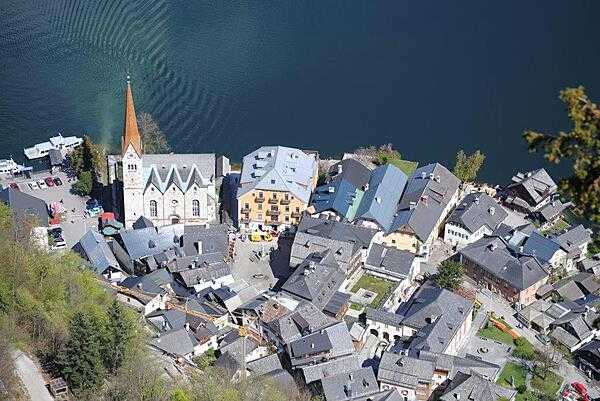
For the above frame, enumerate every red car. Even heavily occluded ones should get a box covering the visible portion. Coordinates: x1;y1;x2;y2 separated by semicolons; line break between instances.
8;182;19;191
45;177;55;187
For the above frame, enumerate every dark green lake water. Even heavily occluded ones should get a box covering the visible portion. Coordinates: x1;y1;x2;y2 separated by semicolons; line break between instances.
1;0;599;181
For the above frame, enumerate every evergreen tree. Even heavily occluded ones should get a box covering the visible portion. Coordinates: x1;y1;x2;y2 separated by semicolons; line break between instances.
453;150;486;182
435;260;464;291
58;312;105;390
524;86;600;223
103;300;133;373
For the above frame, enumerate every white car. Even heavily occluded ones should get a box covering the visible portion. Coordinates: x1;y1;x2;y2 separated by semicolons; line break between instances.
28;182;38;190
37;179;47;189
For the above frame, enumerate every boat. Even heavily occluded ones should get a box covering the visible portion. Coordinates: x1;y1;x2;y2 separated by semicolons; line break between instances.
23;133;83;160
0;157;31;175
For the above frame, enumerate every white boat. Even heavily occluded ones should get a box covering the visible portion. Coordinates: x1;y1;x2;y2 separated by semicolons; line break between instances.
0;158;29;175
24;133;83;160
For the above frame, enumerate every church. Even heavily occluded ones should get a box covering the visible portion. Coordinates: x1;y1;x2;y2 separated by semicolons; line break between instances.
109;78;222;228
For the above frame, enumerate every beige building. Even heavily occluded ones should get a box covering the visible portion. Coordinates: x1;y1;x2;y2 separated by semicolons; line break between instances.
235;146;318;231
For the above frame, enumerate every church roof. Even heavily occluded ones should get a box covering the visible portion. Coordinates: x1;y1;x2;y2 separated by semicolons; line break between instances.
122;79;142;156
142;154;216;194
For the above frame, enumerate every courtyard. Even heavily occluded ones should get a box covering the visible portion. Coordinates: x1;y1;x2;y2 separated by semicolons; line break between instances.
350;274;396;309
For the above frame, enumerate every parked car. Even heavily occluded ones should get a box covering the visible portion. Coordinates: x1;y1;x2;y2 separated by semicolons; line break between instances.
49;227;63;238
53;177;63;186
8;182;19;191
28;182;38;190
52;237;67;250
86;199;99;210
37;179;47;189
45;177;55;187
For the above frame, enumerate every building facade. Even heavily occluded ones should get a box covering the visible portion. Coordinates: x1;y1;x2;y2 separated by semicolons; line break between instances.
116;79;217;228
235;146;318;231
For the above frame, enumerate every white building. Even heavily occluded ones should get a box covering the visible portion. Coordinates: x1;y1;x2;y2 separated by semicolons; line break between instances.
116;79;218;228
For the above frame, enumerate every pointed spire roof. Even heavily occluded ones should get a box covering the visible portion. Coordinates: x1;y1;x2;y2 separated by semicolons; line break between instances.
122;76;143;155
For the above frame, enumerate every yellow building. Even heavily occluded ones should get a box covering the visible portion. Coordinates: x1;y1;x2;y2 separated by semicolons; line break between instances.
236;146;318;232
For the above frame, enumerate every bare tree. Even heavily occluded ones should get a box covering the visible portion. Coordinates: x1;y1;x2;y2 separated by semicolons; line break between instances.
137;113;171;154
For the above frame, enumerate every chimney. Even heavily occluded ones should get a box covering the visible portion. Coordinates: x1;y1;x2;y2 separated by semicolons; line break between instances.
489;206;495;216
421;171;427;179
409;201;417;210
375;197;381;204
429;173;435;180
474;197;480;205
436;175;441;182
310;343;315;349
454;393;461;400
185;322;190;331
421;195;428;205
364;183;369;191
337;164;343;175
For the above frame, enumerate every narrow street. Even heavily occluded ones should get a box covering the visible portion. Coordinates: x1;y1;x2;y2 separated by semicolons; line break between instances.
12;351;53;401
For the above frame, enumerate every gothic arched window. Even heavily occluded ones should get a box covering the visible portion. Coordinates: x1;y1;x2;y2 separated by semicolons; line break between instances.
150;200;157;217
192;200;200;216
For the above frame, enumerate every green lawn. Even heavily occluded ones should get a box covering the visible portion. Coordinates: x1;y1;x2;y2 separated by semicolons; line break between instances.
351;274;395;309
512;337;536;360
388;158;418;175
541;217;571;235
477;323;514;344
349;303;364;311
497;363;535;401
531;370;563;398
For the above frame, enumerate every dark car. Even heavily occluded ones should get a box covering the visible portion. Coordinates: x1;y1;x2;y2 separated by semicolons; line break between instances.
49;227;63;238
86;199;99;209
45;177;55;187
53;177;63;186
8;182;19;191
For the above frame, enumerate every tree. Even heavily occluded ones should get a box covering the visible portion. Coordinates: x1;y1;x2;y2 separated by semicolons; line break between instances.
72;170;93;196
524;86;600;223
192;348;216;369
435;260;464;290
453;150;486;182
170;389;190;401
138;113;170;154
533;346;560;379
58;312;105;391
103;301;134;373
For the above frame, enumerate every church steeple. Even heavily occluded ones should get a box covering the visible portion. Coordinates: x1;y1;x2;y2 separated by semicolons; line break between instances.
122;76;143;156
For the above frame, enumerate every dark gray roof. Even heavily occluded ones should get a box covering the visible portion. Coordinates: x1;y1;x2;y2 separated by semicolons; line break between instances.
292;216;377;269
150;328;198;357
142;153;215;194
536;199;571;223
504;168;557;210
523;231;563;263
439;372;516;401
76;230;121;275
554;225;592;253
378;351;499;388
355;164;408;231
391;163;460;240
267;302;335;344
327;158;373;189
447;192;508;234
365;307;404;328
0;188;48;227
400;284;473;354
300;354;362;384
365;243;416;280
174;258;232;288
554;280;586;302
246;353;284;376
120;268;173;295
459;236;549;291
281;250;345;309
321;367;380;401
119;227;179;261
323;291;351;316
132;216;154;229
581;254;600;274
181;223;229;256
288;321;354;366
147;308;187;332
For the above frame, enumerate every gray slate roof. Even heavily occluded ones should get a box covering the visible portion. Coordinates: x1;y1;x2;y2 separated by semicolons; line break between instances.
365;307;404;328
390;163;460;240
0;188;49;227
447;192;507;234
504;168;557;209
238;146;317;203
439;372;516;401
365;243;417;280
119;227;179;261
120;268;173;295
355;164;408;231
281;250;345;309
321;367;380;401
267;302;335;344
291;216;377;269
181;223;229;256
459;236;549;291
288;321;354;366
150;328;198;357
76;230;121;275
142;153;215;194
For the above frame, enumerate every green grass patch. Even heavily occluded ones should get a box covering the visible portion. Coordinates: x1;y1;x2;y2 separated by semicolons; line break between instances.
531;370;563;398
478;322;514;344
512;337;536;360
541;217;571;235
496;363;537;401
349;303;364;311
374;150;418;175
351;274;396;309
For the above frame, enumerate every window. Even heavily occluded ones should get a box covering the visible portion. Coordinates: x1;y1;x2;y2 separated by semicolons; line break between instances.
257;213;262;219
285;216;289;222
259;192;263;198
192;200;200;216
272;193;277;199
127;164;137;171
284;194;289;200
150;200;157;217
258;203;262;210
245;203;249;209
285;206;289;212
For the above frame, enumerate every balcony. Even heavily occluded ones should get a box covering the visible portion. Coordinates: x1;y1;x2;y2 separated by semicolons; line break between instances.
266;209;280;216
268;198;279;205
291;212;302;218
280;198;291;205
255;196;265;203
240;217;251;224
240;207;251;214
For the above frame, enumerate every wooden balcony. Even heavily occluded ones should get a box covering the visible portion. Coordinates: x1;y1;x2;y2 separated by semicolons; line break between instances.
280;198;291;205
240;207;251;214
268;198;279;204
291;211;302;218
255;196;265;203
266;209;280;216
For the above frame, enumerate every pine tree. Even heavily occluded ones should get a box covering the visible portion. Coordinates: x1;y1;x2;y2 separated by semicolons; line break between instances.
453;150;485;182
103;300;133;373
435;260;465;291
58;312;105;390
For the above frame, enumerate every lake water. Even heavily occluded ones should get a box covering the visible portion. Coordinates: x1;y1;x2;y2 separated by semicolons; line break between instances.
1;0;599;182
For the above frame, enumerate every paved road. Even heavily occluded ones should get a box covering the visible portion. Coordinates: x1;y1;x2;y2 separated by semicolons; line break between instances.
12;351;52;401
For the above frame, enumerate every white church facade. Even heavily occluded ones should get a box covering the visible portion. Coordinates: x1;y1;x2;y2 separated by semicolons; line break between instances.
112;79;218;228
